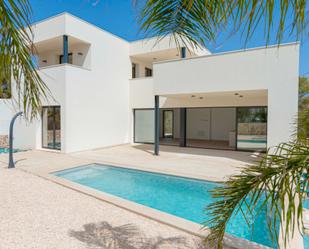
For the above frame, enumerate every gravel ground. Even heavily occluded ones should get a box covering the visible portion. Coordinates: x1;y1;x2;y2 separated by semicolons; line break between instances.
0;166;219;249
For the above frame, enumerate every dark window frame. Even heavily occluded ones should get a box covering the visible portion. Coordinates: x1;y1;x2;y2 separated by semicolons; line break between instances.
145;67;153;77
132;63;137;79
59;53;73;64
42;106;61;150
162;110;174;138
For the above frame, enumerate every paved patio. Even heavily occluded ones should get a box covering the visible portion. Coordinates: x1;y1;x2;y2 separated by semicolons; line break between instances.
1;144;259;181
0;144;260;249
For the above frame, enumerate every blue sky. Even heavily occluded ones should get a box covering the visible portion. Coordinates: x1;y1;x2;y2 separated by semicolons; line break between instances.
29;0;308;76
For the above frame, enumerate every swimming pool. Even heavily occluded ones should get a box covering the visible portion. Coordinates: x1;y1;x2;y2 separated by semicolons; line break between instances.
0;148;21;154
54;164;277;248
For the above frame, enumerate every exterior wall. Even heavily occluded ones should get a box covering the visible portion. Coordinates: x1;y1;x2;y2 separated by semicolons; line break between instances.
60;15;130;153
31;14;66;43
153;44;299;148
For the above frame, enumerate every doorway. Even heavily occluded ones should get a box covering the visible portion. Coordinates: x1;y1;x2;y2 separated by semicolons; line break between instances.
163;110;174;138
42;106;61;150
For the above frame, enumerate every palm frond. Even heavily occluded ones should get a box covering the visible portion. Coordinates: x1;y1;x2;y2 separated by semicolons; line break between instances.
0;0;49;119
136;0;308;47
204;141;309;249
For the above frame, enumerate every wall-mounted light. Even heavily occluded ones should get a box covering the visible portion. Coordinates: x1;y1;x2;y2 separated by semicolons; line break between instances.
78;52;83;56
42;60;47;63
191;95;196;98
239;95;244;98
153;57;157;61
199;97;204;100
234;93;239;95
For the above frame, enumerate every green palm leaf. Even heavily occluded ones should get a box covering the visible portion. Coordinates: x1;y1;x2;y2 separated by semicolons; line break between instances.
137;0;308;47
0;0;49;119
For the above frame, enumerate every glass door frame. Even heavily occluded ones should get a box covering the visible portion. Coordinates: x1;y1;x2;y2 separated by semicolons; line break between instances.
162;109;174;138
41;106;61;150
235;106;268;152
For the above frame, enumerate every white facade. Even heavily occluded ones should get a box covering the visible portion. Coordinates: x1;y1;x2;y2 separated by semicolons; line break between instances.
0;13;299;153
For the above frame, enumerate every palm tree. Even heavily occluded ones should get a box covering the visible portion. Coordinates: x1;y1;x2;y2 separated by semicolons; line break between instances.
299;77;309;140
137;1;308;48
0;0;48;118
137;1;309;248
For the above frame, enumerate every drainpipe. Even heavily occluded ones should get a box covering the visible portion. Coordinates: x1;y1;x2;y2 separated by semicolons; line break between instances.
63;35;68;64
154;95;160;155
8;112;23;169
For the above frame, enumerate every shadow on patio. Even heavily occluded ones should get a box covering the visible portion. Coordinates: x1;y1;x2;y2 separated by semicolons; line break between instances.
69;221;218;249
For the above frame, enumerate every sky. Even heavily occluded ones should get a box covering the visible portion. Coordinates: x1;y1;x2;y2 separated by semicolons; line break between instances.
29;0;308;76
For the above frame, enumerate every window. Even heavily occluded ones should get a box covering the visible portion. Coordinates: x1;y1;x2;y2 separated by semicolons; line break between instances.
132;63;137;78
134;109;154;143
42;106;61;150
59;53;73;64
237;107;267;151
145;67;153;77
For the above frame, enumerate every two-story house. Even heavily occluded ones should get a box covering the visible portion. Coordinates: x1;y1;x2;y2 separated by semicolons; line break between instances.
0;13;300;154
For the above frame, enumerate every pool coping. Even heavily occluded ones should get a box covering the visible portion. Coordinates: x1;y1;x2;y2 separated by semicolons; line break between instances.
19;162;272;249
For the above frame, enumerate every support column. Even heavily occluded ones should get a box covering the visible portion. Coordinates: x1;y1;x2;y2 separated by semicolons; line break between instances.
63;35;69;64
181;47;186;59
180;108;187;147
154;95;160;155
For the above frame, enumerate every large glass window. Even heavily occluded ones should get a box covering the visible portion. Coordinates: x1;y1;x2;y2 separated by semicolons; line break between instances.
134;109;154;143
186;108;236;150
42;106;61;150
163;110;174;138
237;107;267;151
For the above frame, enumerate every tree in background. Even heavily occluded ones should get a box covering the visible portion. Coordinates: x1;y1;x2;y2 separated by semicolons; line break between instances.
137;1;309;248
299;77;309;140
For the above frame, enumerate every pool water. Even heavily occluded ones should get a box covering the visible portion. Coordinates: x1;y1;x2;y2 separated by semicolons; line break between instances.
305;235;309;249
0;148;19;153
54;164;277;248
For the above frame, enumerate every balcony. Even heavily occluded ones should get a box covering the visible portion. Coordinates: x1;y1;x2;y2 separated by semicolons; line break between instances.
129;77;154;108
34;35;91;70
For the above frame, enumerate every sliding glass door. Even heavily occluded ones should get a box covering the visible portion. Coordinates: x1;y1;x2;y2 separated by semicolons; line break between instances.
134;109;154;143
42;106;61;150
237;107;267;151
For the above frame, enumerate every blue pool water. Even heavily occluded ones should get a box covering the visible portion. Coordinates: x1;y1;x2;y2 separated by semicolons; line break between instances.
0;148;19;153
305;236;309;249
54;164;277;248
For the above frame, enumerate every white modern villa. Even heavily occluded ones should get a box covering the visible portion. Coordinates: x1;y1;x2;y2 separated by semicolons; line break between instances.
0;12;300;154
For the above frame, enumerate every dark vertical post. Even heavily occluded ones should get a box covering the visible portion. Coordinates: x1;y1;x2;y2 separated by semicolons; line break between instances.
181;47;186;59
154;95;160;155
8;112;23;169
63;35;68;64
180;108;187;147
180;48;186;147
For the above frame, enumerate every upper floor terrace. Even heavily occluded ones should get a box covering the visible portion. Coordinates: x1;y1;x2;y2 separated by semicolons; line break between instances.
34;35;91;70
129;36;211;79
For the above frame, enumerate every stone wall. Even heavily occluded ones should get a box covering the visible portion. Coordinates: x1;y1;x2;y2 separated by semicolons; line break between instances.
0;135;8;148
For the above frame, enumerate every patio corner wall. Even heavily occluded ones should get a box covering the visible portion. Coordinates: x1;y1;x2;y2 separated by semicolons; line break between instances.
153;43;300;149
